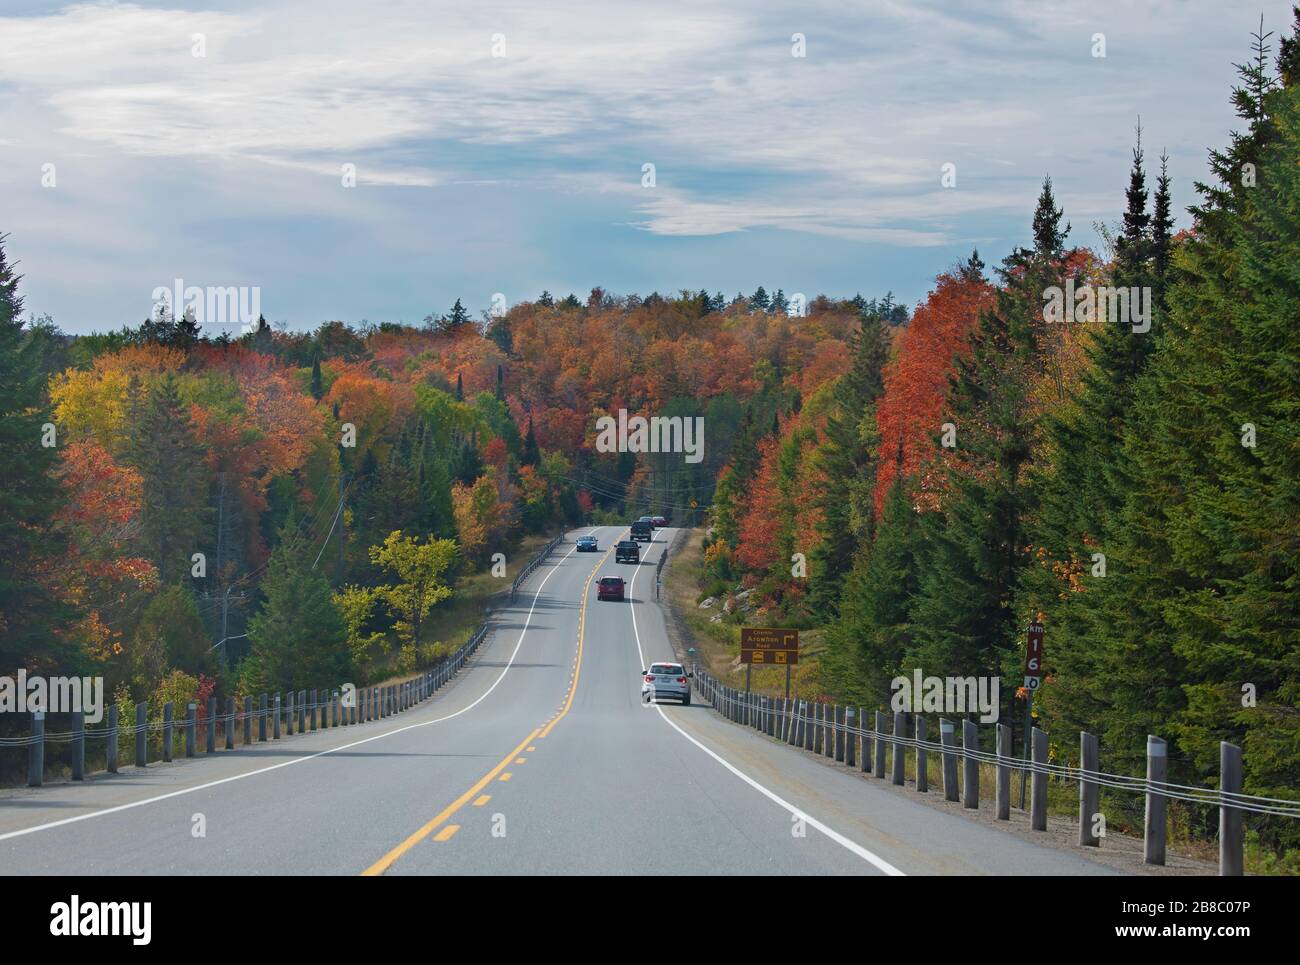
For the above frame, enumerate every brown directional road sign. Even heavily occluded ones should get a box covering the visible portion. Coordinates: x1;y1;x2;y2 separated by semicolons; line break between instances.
740;627;799;665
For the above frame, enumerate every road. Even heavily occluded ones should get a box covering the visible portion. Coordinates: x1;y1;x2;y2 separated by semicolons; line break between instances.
0;527;1118;875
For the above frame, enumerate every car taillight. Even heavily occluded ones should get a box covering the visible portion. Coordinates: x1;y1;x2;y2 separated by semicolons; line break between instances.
676;677;687;684
645;675;655;683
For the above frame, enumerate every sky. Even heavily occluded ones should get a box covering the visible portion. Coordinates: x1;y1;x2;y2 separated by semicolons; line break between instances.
1;0;1295;333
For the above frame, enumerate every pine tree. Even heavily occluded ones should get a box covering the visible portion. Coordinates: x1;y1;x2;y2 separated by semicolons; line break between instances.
821;470;922;704
127;374;212;583
1152;150;1175;307
908;179;1067;687
1114;121;1152;283
0;234;74;674
806;309;890;616
750;286;770;312
310;351;324;401
242;517;351;693
521;414;540;467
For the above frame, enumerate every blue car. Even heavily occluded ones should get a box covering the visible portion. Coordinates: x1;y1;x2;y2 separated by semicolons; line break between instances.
576;535;598;552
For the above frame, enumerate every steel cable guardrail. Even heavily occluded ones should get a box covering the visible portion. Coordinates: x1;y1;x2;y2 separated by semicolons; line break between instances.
511;532;563;603
6;534;562;785
686;666;1300;823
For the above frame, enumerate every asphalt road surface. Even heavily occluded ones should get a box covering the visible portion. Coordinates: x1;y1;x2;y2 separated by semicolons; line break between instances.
0;527;1118;875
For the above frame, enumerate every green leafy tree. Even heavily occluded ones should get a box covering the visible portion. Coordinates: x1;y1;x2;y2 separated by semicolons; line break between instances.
369;530;457;648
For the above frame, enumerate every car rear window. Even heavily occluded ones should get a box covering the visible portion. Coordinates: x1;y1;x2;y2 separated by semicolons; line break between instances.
650;664;682;675
600;578;621;586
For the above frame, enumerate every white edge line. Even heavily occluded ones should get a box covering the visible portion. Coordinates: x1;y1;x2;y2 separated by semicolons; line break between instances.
625;531;907;877
0;529;599;845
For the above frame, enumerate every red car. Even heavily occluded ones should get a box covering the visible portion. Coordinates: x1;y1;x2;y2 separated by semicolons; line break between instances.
596;576;625;601
652;515;668;528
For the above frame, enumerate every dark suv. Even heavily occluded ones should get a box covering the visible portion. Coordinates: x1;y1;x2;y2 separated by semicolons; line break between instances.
597;577;626;601
616;540;640;563
630;520;653;542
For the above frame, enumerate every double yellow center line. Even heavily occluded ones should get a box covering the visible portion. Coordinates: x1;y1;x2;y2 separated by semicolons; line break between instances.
361;531;623;876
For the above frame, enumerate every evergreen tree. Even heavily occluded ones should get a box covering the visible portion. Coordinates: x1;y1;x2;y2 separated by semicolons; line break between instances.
806;309;890;616
1114;121;1152;282
242;517;351;693
750;286;770;311
0;234;74;674
127;374;212;584
1152;150;1176;307
521;414;540;467
908;178;1067;690
310;351;324;401
821;471;922;703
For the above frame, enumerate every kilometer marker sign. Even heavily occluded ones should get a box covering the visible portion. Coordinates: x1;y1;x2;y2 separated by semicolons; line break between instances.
1024;620;1045;691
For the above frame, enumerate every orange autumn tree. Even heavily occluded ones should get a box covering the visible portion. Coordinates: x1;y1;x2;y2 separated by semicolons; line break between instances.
873;261;996;513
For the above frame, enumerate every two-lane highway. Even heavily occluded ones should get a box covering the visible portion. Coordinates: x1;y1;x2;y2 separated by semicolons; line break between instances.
0;527;1118;875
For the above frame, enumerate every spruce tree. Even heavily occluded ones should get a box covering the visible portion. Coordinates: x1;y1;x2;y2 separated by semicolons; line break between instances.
127;375;212;583
806;309;890;616
242;517;351;693
521;414;540;467
0;234;74;673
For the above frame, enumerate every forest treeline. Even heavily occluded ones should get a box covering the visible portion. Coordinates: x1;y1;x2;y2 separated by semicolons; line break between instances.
0;14;1295;852
0;215;897;735
701;16;1300;852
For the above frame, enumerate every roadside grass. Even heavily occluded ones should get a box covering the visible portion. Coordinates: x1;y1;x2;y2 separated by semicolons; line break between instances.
665;527;825;696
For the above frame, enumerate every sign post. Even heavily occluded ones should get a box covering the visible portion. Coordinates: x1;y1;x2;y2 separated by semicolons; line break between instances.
1019;620;1045;809
740;628;800;700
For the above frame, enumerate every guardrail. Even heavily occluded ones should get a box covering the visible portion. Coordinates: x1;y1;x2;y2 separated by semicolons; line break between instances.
688;666;1300;875
5;533;563;790
511;532;563;603
654;537;669;600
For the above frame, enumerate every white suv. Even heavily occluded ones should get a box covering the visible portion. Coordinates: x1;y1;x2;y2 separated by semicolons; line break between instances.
641;662;692;705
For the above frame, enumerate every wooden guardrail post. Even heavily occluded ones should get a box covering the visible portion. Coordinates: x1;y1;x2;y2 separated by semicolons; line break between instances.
961;719;979;808
135;702;147;767
860;707;870;772
273;694;281;739
333;690;341;727
310;690;318;730
1219;742;1244;876
845;708;856;768
795;700;807;748
891;711;906;785
873;711;887;778
258;694;267;741
915;716;928;792
298;691;306;732
185;702;196;757
939;718;957;801
286;691;294;736
107;705;119;774
1079;731;1100;846
996;723;1011;819
162;702;174;762
1144;735;1167;865
28;711;45;787
243;696;253;744
1030;727;1048;831
206;697;217;753
71;711;85;781
225;697;235;750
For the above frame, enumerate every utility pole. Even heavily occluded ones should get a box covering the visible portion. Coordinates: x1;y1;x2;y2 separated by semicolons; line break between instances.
336;467;346;583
